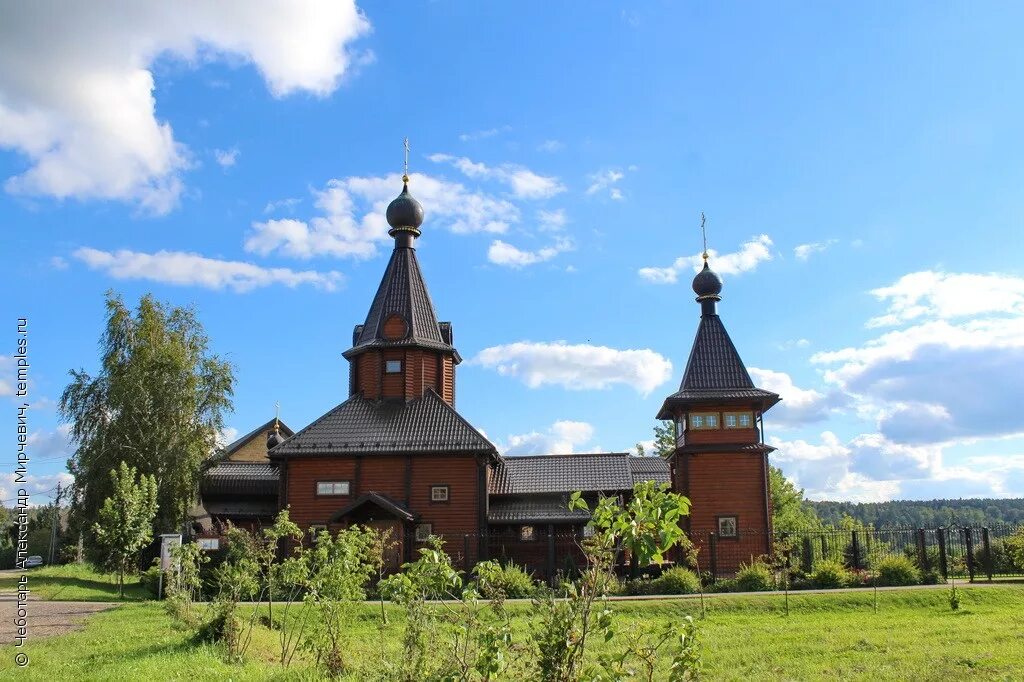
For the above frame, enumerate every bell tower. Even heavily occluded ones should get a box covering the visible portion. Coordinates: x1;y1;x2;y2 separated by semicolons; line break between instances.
657;221;781;573
343;157;460;404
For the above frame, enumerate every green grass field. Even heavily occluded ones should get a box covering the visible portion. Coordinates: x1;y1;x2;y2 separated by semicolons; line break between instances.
0;564;149;601
4;585;1024;680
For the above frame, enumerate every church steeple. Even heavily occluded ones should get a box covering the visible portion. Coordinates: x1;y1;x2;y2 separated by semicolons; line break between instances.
344;146;459;404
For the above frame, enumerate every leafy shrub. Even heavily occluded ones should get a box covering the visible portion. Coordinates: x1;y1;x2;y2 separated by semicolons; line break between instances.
651;567;702;595
809;560;850;589
735;560;775;592
874;555;921;586
1006;528;1024;571
140;559;162;597
475;560;537;599
707;578;738;593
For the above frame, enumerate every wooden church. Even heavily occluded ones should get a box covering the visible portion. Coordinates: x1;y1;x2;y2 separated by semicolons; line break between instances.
195;171;780;577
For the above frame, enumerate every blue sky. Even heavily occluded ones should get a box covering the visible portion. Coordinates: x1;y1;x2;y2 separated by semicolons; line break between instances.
3;2;1024;507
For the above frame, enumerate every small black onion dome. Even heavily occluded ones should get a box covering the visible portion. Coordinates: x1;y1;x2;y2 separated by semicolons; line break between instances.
386;179;424;233
692;261;723;299
267;430;286;450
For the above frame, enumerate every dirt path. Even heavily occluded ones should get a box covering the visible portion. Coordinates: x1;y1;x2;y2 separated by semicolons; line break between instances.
0;596;117;641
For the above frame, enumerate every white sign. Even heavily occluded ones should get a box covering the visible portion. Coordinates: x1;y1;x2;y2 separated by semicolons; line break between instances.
159;534;182;572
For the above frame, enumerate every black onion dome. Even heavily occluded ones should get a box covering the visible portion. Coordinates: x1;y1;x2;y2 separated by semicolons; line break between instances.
692;261;723;299
386;181;424;232
267;430;286;450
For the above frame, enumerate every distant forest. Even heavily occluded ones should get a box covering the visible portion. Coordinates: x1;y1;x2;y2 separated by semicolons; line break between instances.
808;498;1024;529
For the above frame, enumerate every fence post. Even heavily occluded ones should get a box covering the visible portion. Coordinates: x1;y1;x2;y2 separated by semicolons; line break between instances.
917;528;929;573
937;528;948;581
820;535;828;562
851;531;861;571
982;527;993;582
964;528;976;583
709;532;718;580
547;524;556;587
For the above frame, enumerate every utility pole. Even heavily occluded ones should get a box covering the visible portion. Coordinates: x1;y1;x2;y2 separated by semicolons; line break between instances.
48;484;61;565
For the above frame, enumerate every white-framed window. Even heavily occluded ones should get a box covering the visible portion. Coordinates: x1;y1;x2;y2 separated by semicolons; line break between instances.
316;481;350;496
415;523;433;542
197;538;219;551
520;525;537;542
582;525;596;538
430;485;450;502
724;412;753;429
717;516;738;538
689;412;720;430
385;360;402;373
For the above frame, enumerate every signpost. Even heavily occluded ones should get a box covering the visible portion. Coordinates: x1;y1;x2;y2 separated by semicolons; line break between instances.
158;534;182;599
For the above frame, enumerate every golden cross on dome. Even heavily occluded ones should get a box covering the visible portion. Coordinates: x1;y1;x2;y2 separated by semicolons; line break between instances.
274;400;280;432
701;212;709;261
403;137;410;183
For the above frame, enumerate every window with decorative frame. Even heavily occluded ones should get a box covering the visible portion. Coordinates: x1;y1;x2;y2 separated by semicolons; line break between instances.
724;411;753;429
519;525;537;542
689;412;720;430
716;515;739;539
415;523;433;542
430;485;450;502
385;359;402;373
316;481;350;496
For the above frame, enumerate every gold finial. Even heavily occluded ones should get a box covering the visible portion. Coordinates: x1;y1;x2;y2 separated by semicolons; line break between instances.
274;401;280;433
701;212;709;261
402;137;410;184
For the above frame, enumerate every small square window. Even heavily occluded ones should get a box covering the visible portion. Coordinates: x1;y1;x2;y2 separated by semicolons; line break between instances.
385;360;402;373
739;413;752;427
519;525;536;542
717;516;738;538
724;414;737;428
706;414;718;428
316;481;350;496
691;415;704;429
582;525;595;538
430;485;449;502
415;523;433;542
197;538;219;551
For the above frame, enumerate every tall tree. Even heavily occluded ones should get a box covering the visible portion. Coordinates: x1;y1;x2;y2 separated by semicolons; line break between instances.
634;420;677;458
769;465;822;533
92;461;159;597
61;292;234;535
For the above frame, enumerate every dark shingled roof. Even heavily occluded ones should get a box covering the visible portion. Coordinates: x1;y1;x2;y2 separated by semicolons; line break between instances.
344;245;459;360
270;390;496;457
201;462;279;496
488;496;593;523
489;453;670;496
329;492;417;523
658;314;779;418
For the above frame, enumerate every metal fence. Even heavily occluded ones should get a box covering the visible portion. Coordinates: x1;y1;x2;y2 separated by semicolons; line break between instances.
400;525;1023;585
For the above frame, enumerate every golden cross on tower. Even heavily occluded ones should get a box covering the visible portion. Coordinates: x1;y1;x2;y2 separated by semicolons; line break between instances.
274;400;280;432
402;137;410;183
701;212;709;261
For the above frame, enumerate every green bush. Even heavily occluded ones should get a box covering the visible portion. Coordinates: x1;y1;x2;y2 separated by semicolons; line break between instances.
707;578;738;593
810;560;850;589
475;560;537;599
652;567;702;595
874;556;921;586
139;559;163;597
735;561;775;592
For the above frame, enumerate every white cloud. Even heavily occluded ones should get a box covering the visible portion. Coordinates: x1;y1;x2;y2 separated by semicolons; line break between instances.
50;256;69;270
794;239;837;261
247;171;519;259
213;147;239;168
538;140;564;153
749;368;846;427
537;209;567;231
27;425;73;461
585;170;625;199
0;1;371;213
218;426;240;449
263;197;301;214
867;271;1024;328
1;471;75;507
429;153;565;200
73;247;343;293
503;420;596;456
458;126;511;142
487;237;573;268
473;341;672;396
638;235;774;284
776;338;810;351
0;355;16;396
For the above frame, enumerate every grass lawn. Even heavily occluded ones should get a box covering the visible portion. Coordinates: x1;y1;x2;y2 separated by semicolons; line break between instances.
0;564;150;601
3;585;1023;680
